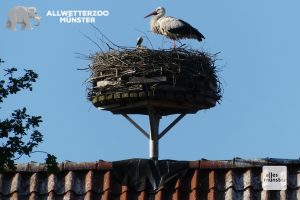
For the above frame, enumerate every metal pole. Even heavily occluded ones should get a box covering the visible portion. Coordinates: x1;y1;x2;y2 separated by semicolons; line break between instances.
121;111;185;160
122;114;150;139
148;110;160;160
158;114;186;139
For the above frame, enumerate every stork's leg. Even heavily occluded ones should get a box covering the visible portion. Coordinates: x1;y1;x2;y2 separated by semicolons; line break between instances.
173;40;176;49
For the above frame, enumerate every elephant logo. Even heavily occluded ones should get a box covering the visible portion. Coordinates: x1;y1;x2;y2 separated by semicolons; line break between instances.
6;6;41;31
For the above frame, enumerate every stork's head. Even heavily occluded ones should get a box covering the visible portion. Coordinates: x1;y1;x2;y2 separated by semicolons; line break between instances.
144;6;165;18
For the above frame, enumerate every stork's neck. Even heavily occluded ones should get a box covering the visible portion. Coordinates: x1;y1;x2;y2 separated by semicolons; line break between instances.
154;12;164;20
151;14;161;23
150;14;163;33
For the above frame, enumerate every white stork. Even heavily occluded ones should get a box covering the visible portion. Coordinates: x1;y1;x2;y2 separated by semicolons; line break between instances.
136;36;143;48
145;6;205;48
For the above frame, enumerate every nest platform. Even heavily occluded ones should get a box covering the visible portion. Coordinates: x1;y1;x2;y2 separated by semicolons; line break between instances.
88;48;221;116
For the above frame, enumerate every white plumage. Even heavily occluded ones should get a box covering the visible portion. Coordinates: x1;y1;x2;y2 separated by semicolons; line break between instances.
145;6;205;48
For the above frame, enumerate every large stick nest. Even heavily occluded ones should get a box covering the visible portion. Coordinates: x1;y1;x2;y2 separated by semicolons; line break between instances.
88;48;222;103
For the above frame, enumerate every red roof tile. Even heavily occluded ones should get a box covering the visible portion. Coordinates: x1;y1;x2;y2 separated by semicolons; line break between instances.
1;159;300;200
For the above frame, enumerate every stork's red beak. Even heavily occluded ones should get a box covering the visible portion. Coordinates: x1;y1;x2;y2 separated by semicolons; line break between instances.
144;10;158;18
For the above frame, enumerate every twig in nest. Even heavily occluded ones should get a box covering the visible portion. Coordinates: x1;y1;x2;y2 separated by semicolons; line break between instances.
81;31;103;51
135;29;154;50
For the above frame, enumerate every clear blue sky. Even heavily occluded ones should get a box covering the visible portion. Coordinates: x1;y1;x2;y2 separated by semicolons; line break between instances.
1;0;300;163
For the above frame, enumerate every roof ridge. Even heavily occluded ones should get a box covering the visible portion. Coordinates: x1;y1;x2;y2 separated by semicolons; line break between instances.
10;158;300;172
11;160;112;172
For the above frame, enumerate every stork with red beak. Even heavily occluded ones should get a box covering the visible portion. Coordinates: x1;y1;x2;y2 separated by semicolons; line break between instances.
145;6;205;48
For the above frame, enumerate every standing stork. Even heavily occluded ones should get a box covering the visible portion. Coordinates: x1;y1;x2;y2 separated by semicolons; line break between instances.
145;6;205;48
136;36;143;48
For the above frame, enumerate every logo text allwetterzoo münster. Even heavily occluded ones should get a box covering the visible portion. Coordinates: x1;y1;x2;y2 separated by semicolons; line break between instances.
46;10;109;23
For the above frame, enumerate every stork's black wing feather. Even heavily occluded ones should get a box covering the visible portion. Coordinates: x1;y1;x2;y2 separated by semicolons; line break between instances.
168;19;205;41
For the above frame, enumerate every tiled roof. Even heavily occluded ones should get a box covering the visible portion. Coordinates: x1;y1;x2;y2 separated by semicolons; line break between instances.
1;158;300;200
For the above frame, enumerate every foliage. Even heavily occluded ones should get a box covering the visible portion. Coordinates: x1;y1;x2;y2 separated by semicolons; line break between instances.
45;154;59;174
0;59;58;173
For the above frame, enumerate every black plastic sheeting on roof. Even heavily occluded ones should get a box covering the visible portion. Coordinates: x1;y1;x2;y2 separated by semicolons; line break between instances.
112;159;189;191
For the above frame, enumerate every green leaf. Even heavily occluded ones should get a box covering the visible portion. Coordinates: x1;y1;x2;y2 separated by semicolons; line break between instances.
45;154;59;174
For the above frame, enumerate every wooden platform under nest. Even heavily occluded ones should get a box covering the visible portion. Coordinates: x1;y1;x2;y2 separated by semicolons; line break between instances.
88;48;221;116
92;90;216;115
